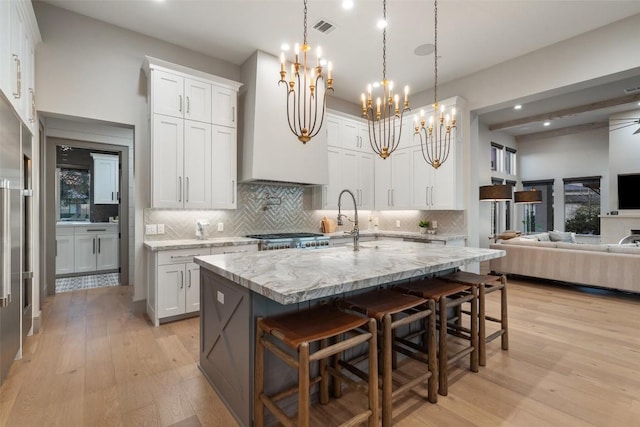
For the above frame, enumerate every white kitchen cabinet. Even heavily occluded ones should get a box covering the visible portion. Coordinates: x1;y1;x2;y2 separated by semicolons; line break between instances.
325;113;370;152
147;244;258;326
91;153;119;205
73;225;119;274
1;0;39;131
152;69;212;123
340;150;374;210
55;227;74;275
374;149;411;210
211;85;237;128
325;115;341;148
184;120;212;209
211;125;237;209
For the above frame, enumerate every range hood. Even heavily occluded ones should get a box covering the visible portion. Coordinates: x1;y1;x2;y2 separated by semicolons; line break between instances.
238;51;328;186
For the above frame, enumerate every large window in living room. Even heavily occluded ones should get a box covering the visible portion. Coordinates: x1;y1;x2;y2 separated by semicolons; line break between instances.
522;179;554;232
563;176;601;235
490;142;503;172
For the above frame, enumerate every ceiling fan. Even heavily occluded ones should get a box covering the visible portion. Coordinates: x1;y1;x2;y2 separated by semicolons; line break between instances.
610;117;640;135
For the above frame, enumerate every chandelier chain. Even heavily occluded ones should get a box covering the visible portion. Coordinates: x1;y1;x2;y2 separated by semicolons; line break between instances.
434;0;438;105
303;0;308;45
382;0;387;82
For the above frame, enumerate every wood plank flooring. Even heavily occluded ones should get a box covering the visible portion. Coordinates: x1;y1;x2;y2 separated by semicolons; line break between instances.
1;277;639;426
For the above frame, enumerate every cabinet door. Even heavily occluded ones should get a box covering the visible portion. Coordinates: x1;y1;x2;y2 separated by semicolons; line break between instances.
374;155;392;210
96;233;119;271
9;1;26;117
184;121;212;209
185;262;200;313
0;0;10;97
55;235;74;275
341;119;359;150
358;152;375;210
411;146;431;209
74;234;97;273
322;146;341;209
157;264;186;318
325;115;341;148
152;114;184;208
92;153;119;204
358;123;371;153
431;147;456;210
153;70;184;118
211;125;237;209
184;78;211;123
211;85;237;127
391;150;411;209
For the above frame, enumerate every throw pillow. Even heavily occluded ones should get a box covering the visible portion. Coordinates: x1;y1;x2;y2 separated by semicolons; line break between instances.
549;230;573;242
537;232;551;242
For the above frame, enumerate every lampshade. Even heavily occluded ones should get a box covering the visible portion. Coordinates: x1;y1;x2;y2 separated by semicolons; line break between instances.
479;184;512;201
514;189;542;204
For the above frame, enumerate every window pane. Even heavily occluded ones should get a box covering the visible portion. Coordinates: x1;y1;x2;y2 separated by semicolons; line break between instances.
59;168;91;220
564;180;600;235
523;182;554;232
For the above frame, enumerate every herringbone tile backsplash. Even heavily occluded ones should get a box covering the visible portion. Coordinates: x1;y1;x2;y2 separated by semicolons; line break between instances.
144;183;465;240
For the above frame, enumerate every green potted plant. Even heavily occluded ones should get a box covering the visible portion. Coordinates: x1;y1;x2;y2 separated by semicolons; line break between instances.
418;220;430;234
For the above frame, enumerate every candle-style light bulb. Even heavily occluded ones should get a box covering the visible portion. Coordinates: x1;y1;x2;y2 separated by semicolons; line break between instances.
394;94;399;110
376;97;381;115
327;61;332;80
367;84;372;100
404;85;409;103
361;93;366;109
280;52;285;72
294;43;299;63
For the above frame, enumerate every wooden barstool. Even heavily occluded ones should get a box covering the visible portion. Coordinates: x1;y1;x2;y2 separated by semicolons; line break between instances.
254;305;379;427
395;278;478;396
441;271;508;366
338;288;437;426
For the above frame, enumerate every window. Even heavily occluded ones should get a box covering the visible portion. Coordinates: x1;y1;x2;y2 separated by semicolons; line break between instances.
58;167;91;220
563;176;601;235
522;180;554;232
505;180;516;230
505;147;517;175
490;142;503;172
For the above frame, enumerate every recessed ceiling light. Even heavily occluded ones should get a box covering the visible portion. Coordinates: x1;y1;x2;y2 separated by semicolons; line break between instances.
543;121;551;127
414;43;435;56
342;0;354;10
377;18;387;30
281;43;290;51
637;102;640;106
514;104;522;110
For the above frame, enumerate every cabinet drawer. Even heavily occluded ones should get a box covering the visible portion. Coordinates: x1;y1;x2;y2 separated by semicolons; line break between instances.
56;226;75;236
158;247;211;265
210;244;258;255
74;224;118;235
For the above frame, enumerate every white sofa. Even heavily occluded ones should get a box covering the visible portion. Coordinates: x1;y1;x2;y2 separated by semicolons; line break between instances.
490;232;640;293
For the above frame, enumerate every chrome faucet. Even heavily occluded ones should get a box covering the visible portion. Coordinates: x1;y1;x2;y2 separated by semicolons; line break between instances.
337;189;359;251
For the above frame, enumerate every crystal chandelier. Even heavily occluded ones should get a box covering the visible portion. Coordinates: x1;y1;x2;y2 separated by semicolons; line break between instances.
361;0;410;160
415;0;456;169
278;0;333;144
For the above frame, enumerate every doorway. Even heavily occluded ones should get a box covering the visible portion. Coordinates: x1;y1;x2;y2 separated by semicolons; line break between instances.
44;137;130;295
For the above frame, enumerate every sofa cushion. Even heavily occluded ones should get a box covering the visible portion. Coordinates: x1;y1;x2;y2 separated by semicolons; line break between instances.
607;245;640;255
556;242;608;252
549;231;576;243
505;239;557;248
537;232;551;242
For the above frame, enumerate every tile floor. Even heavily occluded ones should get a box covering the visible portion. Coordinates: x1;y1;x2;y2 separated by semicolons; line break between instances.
55;272;120;293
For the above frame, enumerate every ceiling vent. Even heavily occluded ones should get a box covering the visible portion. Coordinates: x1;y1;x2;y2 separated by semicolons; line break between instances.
313;19;336;35
623;86;640;94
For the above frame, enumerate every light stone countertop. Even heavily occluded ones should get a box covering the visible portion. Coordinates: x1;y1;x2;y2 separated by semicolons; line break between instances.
325;230;466;242
195;239;504;305
144;237;260;251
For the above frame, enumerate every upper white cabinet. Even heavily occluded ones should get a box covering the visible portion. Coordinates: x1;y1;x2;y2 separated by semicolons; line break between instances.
91;153;119;205
326;113;370;152
0;0;40;132
374;149;412;210
144;56;242;209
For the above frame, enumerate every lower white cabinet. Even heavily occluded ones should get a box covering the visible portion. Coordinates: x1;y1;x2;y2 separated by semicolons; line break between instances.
147;244;258;326
55;228;74;275
55;224;119;276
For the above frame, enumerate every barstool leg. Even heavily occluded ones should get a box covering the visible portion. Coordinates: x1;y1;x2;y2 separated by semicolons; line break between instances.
426;299;438;403
320;338;329;405
470;286;479;373
479;283;487;367
438;297;448;396
332;334;343;399
298;342;310;427
254;318;265;427
367;318;379;427
501;275;509;351
382;313;392;427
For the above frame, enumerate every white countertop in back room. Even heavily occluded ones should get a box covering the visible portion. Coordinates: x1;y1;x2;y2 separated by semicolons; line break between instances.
56;221;119;227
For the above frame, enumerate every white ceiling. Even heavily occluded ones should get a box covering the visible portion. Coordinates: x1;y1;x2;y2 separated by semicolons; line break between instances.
39;0;640;137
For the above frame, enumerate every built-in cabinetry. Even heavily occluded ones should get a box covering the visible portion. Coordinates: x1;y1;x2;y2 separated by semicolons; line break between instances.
146;244;258;326
143;57;241;209
91;153;119;204
55;223;119;275
0;0;40;133
314;112;375;210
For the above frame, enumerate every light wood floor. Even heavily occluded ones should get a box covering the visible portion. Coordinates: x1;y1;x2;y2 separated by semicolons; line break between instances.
1;277;639;426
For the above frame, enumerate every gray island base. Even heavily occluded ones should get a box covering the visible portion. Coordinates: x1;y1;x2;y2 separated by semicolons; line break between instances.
194;240;505;426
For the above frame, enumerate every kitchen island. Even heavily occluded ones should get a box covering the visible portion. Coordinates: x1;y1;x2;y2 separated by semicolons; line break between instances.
194;240;504;426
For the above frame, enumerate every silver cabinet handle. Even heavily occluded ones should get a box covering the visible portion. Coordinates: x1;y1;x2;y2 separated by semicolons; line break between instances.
93;238;96;254
186;177;189;203
178;94;182;112
426;187;429;206
178;177;182;202
87;228;106;232
232;106;235;123
1;180;11;306
29;88;35;123
188;270;192;288
98;238;101;254
186;96;190;114
231;180;235;204
431;186;434;206
12;54;21;99
391;189;394;207
180;271;184;289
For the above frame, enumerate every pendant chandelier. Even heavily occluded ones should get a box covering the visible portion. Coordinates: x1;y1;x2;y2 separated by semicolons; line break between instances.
361;0;410;160
278;0;333;144
415;0;456;169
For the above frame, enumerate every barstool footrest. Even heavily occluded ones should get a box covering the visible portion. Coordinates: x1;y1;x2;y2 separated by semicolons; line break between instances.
329;364;369;394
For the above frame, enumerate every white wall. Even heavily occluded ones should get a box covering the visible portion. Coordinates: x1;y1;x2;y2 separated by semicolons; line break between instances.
518;128;609;231
34;2;240;302
609;108;640;212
